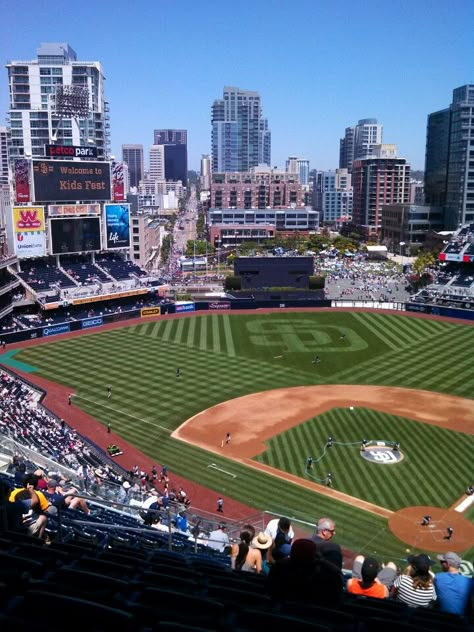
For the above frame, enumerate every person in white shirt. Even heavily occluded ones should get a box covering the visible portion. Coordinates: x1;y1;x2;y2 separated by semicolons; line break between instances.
207;523;230;552
264;517;295;541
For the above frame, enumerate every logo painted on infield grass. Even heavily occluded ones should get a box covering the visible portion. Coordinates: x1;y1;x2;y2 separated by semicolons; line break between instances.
360;445;404;465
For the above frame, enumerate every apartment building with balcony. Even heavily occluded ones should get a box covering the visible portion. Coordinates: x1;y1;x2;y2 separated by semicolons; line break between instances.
6;43;110;160
210;166;304;210
352;145;411;230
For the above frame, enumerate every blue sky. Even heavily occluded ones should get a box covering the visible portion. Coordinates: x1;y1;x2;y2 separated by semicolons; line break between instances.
2;0;473;171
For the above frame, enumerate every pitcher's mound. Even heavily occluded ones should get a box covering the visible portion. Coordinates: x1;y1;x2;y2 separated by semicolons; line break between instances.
389;506;474;553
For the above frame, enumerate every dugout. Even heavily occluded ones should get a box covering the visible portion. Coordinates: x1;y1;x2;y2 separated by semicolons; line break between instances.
234;256;313;289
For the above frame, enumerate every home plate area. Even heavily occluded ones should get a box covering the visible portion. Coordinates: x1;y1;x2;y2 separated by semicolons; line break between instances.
389;506;474;553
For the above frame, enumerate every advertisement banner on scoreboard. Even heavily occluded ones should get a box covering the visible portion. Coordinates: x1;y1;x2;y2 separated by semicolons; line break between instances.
45;144;98;159
32;160;111;202
13;206;46;258
49;204;101;216
104;203;130;249
111;161;125;202
14;159;31;203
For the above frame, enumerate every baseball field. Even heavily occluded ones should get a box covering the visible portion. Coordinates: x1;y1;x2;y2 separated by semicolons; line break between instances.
12;310;474;562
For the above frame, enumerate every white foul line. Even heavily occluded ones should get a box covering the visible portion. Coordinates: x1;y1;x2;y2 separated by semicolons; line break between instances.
208;463;237;478
72;394;172;433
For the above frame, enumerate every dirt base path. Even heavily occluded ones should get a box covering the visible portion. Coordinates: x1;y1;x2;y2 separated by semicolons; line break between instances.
174;385;474;544
389;507;474;553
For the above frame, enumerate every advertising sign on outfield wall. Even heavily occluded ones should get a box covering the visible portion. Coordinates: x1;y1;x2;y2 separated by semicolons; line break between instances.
175;302;195;313
81;317;104;329
141;307;161;317
42;323;71;337
208;302;231;310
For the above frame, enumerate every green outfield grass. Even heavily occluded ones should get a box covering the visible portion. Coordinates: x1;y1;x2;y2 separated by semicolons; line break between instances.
15;311;474;560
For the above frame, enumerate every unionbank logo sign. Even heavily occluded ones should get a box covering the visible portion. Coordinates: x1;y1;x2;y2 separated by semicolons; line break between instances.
43;323;70;337
82;317;103;329
13;207;45;232
13;207;46;259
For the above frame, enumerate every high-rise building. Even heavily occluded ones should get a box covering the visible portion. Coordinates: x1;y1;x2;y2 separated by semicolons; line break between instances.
149;145;165;181
6;43;110;159
153;129;187;145
339;119;383;172
122;144;144;189
445;85;474;227
163;144;187;184
0;128;11;185
314;168;353;225
153;129;188;183
352;145;410;229
211;86;271;172
286;156;310;185
201;154;211;190
426;85;474;229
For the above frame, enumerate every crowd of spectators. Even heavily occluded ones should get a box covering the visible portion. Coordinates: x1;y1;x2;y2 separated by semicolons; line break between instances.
320;259;410;302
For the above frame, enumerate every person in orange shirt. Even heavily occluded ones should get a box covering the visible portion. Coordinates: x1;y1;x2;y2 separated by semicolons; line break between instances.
347;557;390;599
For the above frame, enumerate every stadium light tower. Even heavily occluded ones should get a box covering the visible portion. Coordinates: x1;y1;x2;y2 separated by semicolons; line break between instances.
48;85;91;145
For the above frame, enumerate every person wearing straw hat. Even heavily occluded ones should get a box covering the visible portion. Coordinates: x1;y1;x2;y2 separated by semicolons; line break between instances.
252;531;273;575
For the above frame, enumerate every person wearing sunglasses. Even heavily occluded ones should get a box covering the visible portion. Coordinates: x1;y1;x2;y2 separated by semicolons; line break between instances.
311;517;343;570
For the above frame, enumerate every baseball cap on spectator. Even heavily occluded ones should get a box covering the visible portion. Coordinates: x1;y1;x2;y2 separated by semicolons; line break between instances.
437;552;461;568
361;557;380;583
122;481;131;489
408;553;434;574
47;479;59;489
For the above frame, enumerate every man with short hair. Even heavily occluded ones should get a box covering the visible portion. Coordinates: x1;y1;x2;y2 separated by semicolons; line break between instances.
311;517;343;570
265;516;295;541
207;523;230;552
435;552;473;616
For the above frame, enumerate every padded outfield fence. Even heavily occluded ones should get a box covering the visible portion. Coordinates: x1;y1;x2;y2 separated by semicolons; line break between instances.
2;298;473;346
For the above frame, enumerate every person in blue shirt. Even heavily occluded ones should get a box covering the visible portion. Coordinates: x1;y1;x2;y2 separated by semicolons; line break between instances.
435;552;473;616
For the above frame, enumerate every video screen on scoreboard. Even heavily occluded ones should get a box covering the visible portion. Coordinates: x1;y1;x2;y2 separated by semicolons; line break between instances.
50;217;102;254
32;160;111;202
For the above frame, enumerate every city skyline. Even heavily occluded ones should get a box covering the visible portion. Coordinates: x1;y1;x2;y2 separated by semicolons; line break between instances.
1;0;473;171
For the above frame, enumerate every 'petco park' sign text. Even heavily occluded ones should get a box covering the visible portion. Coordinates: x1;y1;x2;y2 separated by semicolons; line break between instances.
45;144;98;159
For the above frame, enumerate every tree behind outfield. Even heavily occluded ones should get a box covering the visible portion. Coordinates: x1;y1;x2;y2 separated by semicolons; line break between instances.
185;240;215;256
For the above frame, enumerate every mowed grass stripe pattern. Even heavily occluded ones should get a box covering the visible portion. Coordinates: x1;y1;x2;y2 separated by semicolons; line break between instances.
16;312;474;560
256;407;474;510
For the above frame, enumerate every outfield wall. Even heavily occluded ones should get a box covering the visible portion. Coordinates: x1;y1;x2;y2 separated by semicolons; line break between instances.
2;298;474;345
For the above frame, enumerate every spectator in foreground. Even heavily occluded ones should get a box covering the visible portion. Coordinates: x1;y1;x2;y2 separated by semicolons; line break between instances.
266;538;343;606
230;525;263;573
350;553;398;590
311;517;343;570
391;554;437;608
207;522;229;552
347;557;390;598
435;552;473;616
266;517;293;563
0;479;25;533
